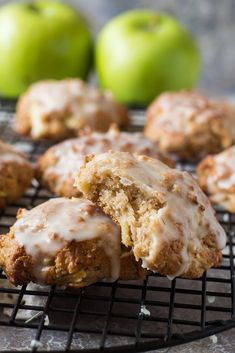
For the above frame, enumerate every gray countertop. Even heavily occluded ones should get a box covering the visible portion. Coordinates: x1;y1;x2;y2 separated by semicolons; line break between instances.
0;328;234;352
0;311;234;352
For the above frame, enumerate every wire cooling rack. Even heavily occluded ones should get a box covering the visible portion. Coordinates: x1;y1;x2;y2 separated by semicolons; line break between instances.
0;98;235;353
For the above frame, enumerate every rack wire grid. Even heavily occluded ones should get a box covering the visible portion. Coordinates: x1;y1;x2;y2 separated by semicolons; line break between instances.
0;97;235;353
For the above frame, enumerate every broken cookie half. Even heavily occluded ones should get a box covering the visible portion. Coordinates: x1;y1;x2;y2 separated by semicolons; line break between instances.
75;151;226;279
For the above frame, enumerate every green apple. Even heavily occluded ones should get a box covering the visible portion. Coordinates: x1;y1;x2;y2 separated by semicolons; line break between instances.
0;1;92;97
95;10;201;105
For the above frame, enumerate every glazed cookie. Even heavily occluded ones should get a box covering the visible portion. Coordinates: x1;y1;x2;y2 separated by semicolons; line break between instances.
15;79;129;140
75;151;226;279
0;140;33;209
144;91;235;159
37;125;174;197
0;198;146;287
197;146;235;213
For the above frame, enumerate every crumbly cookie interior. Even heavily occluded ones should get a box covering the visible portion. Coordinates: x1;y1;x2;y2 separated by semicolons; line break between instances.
76;152;226;278
78;173;185;276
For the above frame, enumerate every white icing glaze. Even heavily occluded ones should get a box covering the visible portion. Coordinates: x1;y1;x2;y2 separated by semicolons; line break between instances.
78;151;227;277
28;80;90;112
13;198;121;282
42;126;166;184
206;146;235;191
25;80;125;137
218;174;235;189
149;92;235;136
0;140;27;165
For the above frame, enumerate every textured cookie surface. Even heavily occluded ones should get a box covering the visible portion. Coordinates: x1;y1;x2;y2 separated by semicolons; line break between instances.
0;140;33;209
0;197;146;287
15;79;129;140
197;146;235;213
75;151;226;279
144;91;235;159
37;125;174;197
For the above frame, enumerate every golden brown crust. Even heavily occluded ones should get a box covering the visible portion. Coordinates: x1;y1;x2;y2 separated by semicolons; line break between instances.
0;234;146;287
197;146;235;213
197;156;215;192
75;151;226;279
36;125;174;197
0;142;33;209
134;234;221;278
16;79;129;140
0;233;35;285
0;198;147;287
144;91;235;160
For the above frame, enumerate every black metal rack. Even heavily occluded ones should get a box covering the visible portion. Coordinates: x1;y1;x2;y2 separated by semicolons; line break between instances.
0;99;234;353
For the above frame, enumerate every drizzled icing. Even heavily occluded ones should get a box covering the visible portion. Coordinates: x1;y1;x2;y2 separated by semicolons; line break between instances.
206;146;235;190
77;151;227;278
147;91;235;136
12;198;121;282
0;140;28;165
41;125;170;186
27;79;110;114
24;79;126;136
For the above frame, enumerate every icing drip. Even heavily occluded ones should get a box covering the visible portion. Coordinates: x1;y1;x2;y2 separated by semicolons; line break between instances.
26;80;124;132
80;152;227;278
149;92;235;136
43;127;166;183
13;198;121;282
207;146;235;190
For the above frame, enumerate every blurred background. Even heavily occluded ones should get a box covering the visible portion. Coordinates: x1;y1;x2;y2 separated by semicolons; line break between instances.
0;0;234;96
71;0;235;97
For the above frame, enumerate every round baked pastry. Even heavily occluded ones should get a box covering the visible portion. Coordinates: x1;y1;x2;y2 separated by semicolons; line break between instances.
144;91;235;160
75;151;226;279
15;79;129;140
36;125;174;197
197;146;235;213
0;140;33;209
0;198;146;287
